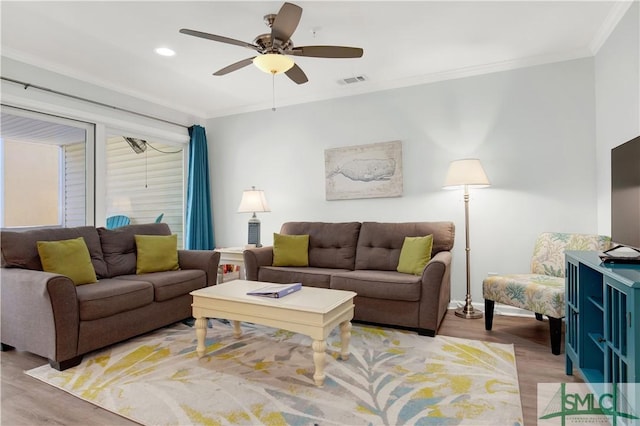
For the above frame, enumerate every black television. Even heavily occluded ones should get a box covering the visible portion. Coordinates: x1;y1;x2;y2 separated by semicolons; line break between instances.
611;135;640;249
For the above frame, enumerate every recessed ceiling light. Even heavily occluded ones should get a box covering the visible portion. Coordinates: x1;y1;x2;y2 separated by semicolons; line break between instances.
155;47;175;57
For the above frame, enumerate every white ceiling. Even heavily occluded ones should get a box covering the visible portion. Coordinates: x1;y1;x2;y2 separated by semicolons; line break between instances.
0;1;633;119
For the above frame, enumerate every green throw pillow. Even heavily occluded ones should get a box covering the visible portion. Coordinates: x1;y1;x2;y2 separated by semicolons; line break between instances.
272;233;309;267
37;237;97;285
397;235;434;275
135;234;179;274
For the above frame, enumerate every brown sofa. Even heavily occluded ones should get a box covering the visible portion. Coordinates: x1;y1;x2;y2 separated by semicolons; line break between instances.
0;223;220;370
244;221;455;336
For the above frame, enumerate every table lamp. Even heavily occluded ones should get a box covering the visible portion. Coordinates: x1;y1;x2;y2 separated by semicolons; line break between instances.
443;159;490;319
237;186;271;247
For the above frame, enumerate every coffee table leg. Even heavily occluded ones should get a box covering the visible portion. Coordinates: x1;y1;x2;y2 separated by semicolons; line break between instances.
340;320;352;360
232;320;242;338
195;317;207;358
312;340;326;387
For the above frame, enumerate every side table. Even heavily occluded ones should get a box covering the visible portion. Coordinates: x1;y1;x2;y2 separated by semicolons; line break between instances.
214;247;246;283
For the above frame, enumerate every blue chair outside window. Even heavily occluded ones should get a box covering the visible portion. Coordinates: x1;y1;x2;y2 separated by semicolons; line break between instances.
106;215;130;229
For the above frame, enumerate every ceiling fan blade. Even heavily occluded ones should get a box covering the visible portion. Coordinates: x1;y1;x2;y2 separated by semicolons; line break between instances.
288;46;364;58
213;57;256;76
179;29;260;52
271;2;302;43
285;63;308;85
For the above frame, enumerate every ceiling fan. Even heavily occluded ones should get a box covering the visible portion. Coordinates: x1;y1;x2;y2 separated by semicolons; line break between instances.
179;2;364;85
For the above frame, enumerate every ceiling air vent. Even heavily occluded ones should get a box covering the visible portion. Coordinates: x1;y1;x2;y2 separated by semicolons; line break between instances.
338;75;368;85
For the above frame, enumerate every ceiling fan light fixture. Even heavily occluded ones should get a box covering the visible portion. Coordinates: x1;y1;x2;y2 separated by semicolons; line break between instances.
253;53;294;75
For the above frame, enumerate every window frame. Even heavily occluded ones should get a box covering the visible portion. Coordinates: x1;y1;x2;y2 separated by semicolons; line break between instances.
0;105;95;228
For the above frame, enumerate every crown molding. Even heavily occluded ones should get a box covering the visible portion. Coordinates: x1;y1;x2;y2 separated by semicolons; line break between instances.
204;48;594;119
589;1;635;54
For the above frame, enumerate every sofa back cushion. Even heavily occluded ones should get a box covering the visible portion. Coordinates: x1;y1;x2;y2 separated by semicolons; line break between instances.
0;226;108;277
98;223;172;277
280;222;361;270
355;222;455;271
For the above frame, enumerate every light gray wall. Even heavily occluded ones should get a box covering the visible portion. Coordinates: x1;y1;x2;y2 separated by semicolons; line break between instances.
207;58;598;304
595;2;640;236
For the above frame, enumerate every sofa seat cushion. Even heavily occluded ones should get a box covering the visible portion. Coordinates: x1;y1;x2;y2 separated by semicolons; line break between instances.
119;269;206;302
331;270;421;301
258;266;348;289
76;278;153;321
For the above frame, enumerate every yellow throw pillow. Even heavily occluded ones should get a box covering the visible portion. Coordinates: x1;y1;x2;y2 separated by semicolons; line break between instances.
397;235;434;275
272;233;309;267
37;237;97;285
134;234;179;274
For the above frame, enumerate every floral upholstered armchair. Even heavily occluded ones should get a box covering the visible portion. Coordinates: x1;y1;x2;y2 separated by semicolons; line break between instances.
482;232;612;355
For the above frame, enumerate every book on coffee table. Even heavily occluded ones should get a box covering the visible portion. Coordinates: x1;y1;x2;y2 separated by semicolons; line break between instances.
246;282;302;298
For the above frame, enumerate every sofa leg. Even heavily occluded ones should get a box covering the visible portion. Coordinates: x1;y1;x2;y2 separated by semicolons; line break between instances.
417;328;435;337
1;343;15;352
484;299;495;330
548;316;562;355
49;355;83;371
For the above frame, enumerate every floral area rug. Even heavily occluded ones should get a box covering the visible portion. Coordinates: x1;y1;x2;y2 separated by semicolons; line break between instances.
26;320;523;425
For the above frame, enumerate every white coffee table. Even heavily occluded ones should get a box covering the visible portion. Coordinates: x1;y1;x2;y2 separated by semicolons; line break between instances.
190;280;356;387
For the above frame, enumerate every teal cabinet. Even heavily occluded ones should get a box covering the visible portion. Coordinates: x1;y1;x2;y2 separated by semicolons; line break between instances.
565;251;640;420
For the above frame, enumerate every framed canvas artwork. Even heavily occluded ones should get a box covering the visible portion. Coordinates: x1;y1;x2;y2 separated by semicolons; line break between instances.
325;140;403;200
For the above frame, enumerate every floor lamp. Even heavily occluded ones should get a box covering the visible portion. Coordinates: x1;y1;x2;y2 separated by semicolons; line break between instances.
443;159;491;319
237;186;271;247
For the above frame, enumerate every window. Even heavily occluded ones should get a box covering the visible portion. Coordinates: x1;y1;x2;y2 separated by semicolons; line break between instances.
1;107;93;228
105;136;184;246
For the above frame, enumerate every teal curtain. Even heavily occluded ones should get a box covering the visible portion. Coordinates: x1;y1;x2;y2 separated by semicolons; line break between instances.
185;125;214;249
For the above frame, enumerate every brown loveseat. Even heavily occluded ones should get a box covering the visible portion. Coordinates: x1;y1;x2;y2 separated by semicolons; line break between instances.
0;223;220;370
244;221;455;336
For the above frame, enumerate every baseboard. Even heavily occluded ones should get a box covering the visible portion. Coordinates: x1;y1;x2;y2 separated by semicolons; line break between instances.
448;300;536;318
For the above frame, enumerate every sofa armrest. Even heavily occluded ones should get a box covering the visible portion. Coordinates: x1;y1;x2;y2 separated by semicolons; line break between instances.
178;250;221;287
243;246;274;281
0;268;79;362
418;250;452;334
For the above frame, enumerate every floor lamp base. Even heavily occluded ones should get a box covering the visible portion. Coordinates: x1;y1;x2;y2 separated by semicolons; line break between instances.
455;299;483;319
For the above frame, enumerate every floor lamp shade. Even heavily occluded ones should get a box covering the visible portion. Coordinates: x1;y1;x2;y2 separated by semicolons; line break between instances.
443;159;490;319
443;159;490;189
237;186;271;247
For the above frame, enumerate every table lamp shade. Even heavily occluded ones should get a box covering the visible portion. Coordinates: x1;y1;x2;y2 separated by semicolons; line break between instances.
237;187;271;213
443;159;490;189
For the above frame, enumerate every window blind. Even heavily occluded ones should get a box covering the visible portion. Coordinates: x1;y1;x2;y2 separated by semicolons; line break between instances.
106;137;185;247
64;142;87;227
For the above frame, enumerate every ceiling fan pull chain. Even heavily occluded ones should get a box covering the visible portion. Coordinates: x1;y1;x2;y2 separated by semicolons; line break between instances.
145;148;148;188
272;72;276;112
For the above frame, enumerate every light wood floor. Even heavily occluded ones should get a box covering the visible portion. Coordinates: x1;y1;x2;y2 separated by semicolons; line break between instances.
1;310;583;425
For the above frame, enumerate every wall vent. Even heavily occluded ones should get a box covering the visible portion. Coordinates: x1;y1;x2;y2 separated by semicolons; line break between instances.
338;75;368;85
